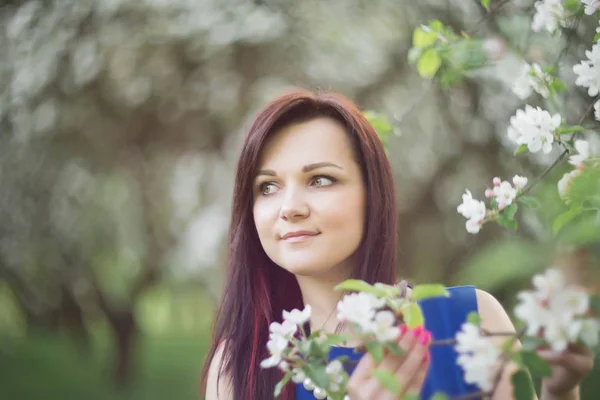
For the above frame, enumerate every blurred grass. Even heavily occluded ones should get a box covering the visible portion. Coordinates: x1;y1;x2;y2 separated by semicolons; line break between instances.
0;327;210;400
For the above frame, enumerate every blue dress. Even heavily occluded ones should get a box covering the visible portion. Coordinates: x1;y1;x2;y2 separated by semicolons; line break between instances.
295;286;480;399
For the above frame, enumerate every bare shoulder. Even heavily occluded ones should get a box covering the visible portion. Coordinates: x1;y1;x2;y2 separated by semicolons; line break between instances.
205;340;234;400
475;288;517;335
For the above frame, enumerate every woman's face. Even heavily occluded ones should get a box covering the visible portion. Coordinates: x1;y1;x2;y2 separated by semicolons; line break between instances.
253;117;366;278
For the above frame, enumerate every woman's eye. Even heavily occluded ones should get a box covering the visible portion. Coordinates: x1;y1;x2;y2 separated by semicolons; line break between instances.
312;176;335;187
260;183;277;195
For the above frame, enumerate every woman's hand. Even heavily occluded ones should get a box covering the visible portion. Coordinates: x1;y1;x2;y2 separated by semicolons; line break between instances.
347;325;431;400
538;344;595;399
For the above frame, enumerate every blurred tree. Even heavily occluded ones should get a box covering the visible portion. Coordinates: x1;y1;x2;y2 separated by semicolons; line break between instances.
0;0;598;390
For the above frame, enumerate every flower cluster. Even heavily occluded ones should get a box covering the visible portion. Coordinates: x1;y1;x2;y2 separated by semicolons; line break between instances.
455;323;501;391
336;292;401;342
573;42;600;97
532;0;571;34
457;175;528;234
507;105;561;154
582;0;600;15
512;63;553;99
514;268;599;352
260;304;350;399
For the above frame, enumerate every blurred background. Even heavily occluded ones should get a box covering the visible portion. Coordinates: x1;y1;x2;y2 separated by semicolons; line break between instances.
0;0;598;399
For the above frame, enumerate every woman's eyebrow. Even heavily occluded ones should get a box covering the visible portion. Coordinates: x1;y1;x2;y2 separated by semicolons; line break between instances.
256;162;343;177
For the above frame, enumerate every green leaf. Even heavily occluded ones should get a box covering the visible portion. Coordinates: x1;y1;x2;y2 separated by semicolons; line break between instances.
413;27;438;48
556;125;585;135
334;279;378;294
517;196;540;209
467;311;481;326
408;47;422;64
366;341;384;363
521;351;553;378
552;207;583;235
550;78;567;95
417;48;442;78
520;336;547;352
304;364;329;390
430;393;450;400
496;203;519;231
481;0;491;9
511;369;536;400
564;0;583;13
429;20;444;33
318;333;352;348
371;368;402;395
309;339;327;359
402;302;425;328
385;342;405;357
403;394;419;400
504;203;518;219
565;162;600;208
410;284;449;301
594;31;600;43
274;370;294;397
514;144;529;156
455;238;549;292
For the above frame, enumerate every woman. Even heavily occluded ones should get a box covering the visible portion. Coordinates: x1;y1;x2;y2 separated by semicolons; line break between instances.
202;89;593;399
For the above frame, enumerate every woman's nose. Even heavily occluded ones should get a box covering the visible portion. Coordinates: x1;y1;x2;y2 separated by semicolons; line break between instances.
279;188;310;221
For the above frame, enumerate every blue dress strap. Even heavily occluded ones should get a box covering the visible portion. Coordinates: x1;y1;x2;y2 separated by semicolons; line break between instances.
295;286;480;399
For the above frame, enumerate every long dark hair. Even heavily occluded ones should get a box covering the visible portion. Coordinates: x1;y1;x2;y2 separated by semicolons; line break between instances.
201;89;399;400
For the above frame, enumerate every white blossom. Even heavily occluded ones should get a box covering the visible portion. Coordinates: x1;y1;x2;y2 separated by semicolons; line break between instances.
514;268;598;352
580;319;600;348
573;43;600;96
507;105;560;154
568;140;590;168
595;100;600;121
283;304;311;326
457;190;487;234
367;311;400;342
532;0;570;33
515;291;553;336
512;63;553;99
557;170;582;200
492;181;518;209
582;0;600;15
455;323;501;391
337;292;384;329
512;175;529;190
269;320;298;339
260;335;289;368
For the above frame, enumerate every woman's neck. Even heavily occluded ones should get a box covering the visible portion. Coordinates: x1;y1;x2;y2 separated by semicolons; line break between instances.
295;274;347;334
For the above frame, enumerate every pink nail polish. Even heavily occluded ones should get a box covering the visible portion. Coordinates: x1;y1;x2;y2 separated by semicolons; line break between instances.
418;331;431;345
399;324;408;335
411;325;423;337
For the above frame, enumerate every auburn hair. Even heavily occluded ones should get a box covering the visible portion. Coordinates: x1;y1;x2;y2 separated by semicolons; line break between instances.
200;89;399;399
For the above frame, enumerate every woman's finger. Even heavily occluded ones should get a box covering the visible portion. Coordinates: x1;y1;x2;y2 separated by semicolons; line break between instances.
347;352;381;398
404;352;431;396
537;348;594;374
375;325;412;374
394;329;432;396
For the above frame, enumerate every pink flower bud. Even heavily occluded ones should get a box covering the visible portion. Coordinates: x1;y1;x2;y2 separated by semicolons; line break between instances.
485;188;494;198
498;202;506;210
493;177;501;186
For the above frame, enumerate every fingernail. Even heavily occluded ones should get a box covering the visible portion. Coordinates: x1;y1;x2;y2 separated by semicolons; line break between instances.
411;325;423;337
423;351;430;362
399;324;408;335
418;331;431;345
